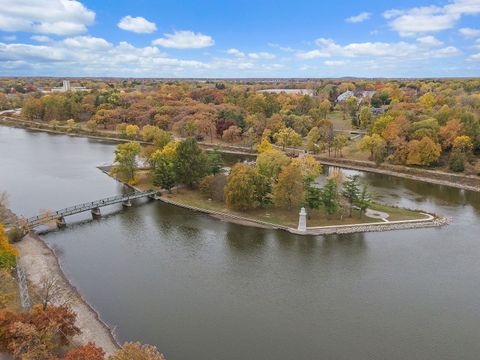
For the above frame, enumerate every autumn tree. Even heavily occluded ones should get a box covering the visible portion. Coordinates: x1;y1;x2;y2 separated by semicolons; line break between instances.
125;124;140;139
256;148;291;181
273;127;302;150
0;224;18;270
406;137;441;166
273;163;304;210
63;342;105;360
153;156;176;192
173;138;208;188
0;305;80;359
358;134;386;162
109;342;165;360
306;127;320;153
222;125;242;142
257;136;273;153
439;119;463;149
333;134;348;157
291;155;322;184
22;97;43;120
112;142;141;182
345;97;359;127
224;163;269;210
358;106;372;128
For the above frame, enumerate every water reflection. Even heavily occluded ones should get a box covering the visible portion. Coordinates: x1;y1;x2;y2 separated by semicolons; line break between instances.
3;127;480;360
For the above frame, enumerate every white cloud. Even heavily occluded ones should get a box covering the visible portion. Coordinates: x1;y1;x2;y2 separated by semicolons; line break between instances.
345;12;371;23
297;49;331;60
417;35;443;46
324;60;347;66
431;46;460;57
226;48;245;57
62;36;112;50
384;0;480;37
248;52;276;59
268;43;294;52
297;38;460;60
152;30;214;49
117;16;156;34
459;27;480;38
469;53;480;60
0;0;95;35
31;35;52;43
0;37;209;76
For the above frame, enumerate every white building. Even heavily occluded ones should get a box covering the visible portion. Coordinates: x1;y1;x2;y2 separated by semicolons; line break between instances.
51;80;89;92
258;89;315;96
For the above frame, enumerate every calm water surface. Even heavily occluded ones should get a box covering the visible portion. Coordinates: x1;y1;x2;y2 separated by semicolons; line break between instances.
1;126;480;360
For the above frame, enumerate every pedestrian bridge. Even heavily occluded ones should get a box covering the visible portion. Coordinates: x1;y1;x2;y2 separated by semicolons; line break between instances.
25;191;157;229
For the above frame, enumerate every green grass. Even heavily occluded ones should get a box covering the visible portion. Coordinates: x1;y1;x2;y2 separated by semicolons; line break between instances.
369;203;429;221
327;111;352;131
163;189;426;228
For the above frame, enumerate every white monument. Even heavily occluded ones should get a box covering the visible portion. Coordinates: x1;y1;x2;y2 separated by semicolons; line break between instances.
298;207;307;232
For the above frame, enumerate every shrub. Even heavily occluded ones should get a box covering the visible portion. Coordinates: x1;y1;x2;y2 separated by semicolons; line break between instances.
449;152;466;172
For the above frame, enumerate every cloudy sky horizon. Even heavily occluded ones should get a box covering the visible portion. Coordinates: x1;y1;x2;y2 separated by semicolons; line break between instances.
0;0;480;78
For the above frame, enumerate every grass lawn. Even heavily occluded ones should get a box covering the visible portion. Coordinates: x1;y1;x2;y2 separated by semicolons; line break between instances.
163;188;426;228
369;203;429;221
327;111;352;131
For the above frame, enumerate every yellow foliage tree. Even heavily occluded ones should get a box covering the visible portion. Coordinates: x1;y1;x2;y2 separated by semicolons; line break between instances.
125;124;140;139
291;155;322;182
406;137;441;166
272;163;304;210
257;137;273;153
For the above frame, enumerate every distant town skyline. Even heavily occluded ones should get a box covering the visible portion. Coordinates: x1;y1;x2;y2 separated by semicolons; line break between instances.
0;0;480;78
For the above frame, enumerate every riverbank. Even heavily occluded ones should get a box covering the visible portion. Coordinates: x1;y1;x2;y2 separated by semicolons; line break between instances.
2;117;479;192
316;156;480;193
13;231;119;356
99;166;447;235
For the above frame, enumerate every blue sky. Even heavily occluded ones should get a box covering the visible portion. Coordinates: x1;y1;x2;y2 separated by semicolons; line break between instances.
0;0;480;77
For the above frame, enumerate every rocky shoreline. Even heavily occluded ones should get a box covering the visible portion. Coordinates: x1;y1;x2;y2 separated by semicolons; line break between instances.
3;206;120;356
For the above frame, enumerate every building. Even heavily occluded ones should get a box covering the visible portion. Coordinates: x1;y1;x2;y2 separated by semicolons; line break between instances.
336;90;376;103
257;89;315;96
51;80;89;92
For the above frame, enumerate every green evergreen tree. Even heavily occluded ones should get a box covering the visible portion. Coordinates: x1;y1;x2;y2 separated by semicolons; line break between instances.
320;179;339;216
342;175;361;217
207;146;224;175
355;185;371;218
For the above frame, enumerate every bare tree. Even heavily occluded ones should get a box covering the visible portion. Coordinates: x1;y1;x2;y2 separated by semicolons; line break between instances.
38;275;72;310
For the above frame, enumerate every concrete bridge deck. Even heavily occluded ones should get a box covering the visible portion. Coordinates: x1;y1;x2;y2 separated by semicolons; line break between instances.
25;191;157;229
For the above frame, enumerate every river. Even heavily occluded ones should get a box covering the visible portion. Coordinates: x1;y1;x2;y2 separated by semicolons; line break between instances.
1;126;480;360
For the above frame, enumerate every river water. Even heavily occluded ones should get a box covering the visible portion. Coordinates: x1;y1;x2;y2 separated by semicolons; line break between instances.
1;126;480;360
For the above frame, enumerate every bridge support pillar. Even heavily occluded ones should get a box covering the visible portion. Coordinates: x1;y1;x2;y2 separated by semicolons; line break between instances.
91;207;101;219
122;199;132;207
56;216;66;229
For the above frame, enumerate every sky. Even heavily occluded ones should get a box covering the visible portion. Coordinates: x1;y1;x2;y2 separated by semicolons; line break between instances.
0;0;480;78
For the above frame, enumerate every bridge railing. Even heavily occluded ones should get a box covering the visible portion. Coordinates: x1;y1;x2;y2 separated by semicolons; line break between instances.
25;190;156;226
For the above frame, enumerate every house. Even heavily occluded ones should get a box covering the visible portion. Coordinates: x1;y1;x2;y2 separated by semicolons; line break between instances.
336;90;376;104
257;89;314;96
